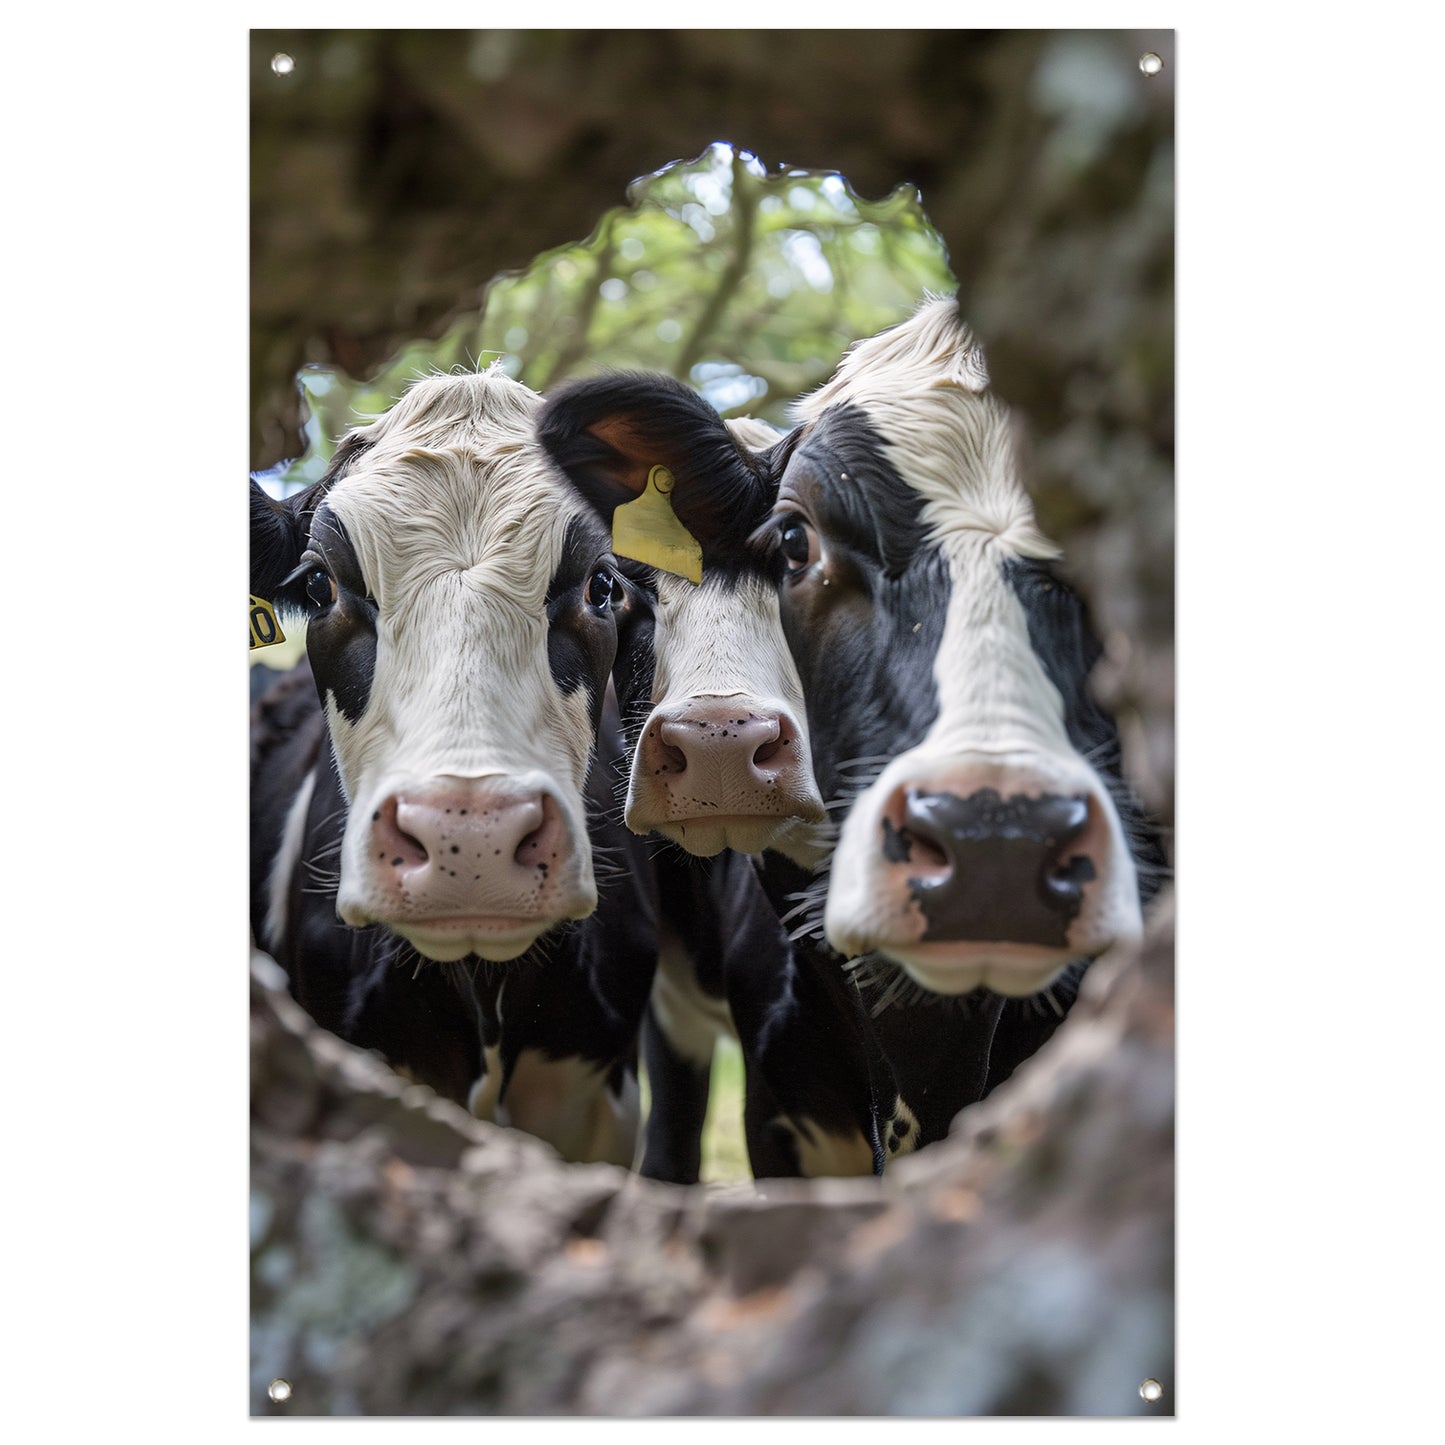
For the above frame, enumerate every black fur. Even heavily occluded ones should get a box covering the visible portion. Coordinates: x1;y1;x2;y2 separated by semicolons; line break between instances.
785;404;930;577
779;539;950;802
645;847;891;1182
1002;556;1170;902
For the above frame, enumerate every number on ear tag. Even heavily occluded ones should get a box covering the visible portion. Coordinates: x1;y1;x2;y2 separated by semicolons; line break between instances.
250;595;287;650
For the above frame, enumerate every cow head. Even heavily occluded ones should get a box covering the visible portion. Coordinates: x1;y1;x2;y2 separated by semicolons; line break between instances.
250;366;635;963
764;296;1156;997
538;373;826;859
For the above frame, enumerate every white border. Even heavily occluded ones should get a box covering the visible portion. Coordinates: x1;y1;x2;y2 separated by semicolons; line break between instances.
8;7;1437;1438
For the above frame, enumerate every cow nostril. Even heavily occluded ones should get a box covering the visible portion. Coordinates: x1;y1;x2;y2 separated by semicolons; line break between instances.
648;721;690;775
658;741;689;774
377;797;429;866
884;801;951;874
752;736;783;768
750;715;787;770
1043;852;1097;907
513;796;560;871
908;830;949;871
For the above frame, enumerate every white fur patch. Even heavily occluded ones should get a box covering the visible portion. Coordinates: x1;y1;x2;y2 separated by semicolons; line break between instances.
648;572;804;713
774;1115;876;1178
650;929;736;1067
501;1048;639;1166
263;769;315;953
326;373;592;791
724;414;783;451
884;1097;921;1158
467;1042;505;1123
797;291;989;409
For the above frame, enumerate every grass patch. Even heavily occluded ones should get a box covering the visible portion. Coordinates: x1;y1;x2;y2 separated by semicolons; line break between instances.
700;1037;748;1183
637;1035;750;1183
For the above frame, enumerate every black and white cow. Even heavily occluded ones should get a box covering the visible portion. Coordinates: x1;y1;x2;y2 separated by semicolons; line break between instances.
777;297;1162;998
250;366;658;1165
541;294;1166;1166
768;297;1168;1141
540;376;898;1180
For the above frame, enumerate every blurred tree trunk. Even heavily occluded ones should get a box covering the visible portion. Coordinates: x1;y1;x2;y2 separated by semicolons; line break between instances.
250;892;1174;1416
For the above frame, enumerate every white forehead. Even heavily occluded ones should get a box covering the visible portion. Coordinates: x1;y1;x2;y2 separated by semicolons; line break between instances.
793;295;1058;560
324;366;587;613
651;570;805;710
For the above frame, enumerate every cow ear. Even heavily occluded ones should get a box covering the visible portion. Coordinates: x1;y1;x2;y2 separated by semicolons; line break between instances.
251;434;375;607
538;372;773;551
539;372;723;512
250;480;305;605
250;475;334;612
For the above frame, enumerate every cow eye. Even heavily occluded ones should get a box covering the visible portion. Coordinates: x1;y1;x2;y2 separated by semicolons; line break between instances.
779;517;819;572
305;567;337;608
585;569;621;612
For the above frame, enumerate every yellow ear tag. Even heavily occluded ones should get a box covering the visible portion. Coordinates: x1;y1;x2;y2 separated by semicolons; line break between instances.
249;595;287;651
610;464;703;585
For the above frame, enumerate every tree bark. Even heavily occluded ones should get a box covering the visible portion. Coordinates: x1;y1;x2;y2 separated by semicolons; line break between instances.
250;890;1174;1417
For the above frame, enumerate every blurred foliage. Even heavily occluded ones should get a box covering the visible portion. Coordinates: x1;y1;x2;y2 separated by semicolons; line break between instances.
261;144;953;490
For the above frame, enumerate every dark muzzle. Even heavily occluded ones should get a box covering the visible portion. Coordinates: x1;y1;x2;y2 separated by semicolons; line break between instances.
885;787;1096;946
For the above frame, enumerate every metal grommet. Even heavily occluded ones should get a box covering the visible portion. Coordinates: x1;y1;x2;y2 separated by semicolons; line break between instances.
1139;52;1164;77
1139;1378;1164;1403
271;53;295;77
268;1379;293;1402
